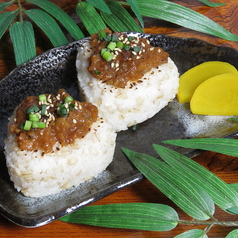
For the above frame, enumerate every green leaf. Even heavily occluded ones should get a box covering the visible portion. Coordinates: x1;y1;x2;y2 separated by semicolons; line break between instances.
25;9;68;47
0;11;18;39
85;0;111;14
0;1;14;12
26;0;84;40
76;2;107;35
101;1;143;32
175;229;208;238
9;21;36;65
153;144;238;213
230;183;238;192
59;203;179;231
225;229;238;238
199;0;226;7
126;0;144;27
122;148;215;220
163;138;238;157
137;0;238;41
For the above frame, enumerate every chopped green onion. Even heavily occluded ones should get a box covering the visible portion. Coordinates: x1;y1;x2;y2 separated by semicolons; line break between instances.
101;48;110;56
64;96;74;103
128;36;134;41
131;125;137;131
38;94;47;102
25;105;40;114
57;105;68;117
111;34;119;42
107;42;116;51
57;103;63;108
23;120;32;131
104;35;111;42
98;30;106;40
32;121;46;129
123;44;130;51
132;46;141;52
69;103;75;111
29;113;40;122
41;104;47;115
102;51;113;62
94;70;100;75
116;41;124;49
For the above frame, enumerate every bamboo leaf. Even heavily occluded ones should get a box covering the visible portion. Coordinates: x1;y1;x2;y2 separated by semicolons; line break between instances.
0;1;14;12
76;2;107;35
101;1;143;32
230;183;238;192
25;9;68;47
126;0;144;27
85;0;111;14
137;0;238;41
122;148;214;220
175;229;208;238
9;21;36;65
0;11;18;39
26;0;84;40
153;144;238;213
199;0;226;7
163;138;238;157
59;203;179;231
225;229;238;238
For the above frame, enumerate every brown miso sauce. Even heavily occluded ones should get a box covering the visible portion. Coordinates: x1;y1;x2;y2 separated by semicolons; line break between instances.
88;30;169;88
9;89;98;154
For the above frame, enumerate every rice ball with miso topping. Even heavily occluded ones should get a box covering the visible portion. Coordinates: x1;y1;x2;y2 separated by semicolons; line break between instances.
4;89;117;197
76;30;179;132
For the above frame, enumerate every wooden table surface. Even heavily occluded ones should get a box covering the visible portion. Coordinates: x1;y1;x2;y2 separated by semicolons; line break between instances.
1;0;238;237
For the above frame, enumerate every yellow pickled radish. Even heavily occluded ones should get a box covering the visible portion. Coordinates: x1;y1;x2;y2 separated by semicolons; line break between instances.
190;73;238;115
177;61;237;103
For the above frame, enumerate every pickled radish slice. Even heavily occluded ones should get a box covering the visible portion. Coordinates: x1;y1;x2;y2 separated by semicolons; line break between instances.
190;73;238;115
177;61;237;103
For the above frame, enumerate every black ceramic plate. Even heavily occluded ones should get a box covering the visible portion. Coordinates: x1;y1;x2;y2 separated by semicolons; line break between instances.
1;33;238;227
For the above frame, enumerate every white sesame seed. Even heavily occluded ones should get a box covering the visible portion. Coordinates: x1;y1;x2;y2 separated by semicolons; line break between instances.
150;47;154;51
73;119;77;123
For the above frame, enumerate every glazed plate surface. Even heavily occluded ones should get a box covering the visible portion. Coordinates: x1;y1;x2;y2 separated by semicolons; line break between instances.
1;33;238;227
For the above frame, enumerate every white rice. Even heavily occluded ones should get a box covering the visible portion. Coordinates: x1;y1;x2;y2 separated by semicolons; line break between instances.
76;41;179;132
4;115;117;198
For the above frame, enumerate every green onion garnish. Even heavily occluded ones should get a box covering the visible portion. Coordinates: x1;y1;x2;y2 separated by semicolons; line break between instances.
41;104;47;115
38;94;47;102
123;44;130;51
94;70;100;75
57;105;68;117
64;96;74;103
128;36;134;41
98;30;106;40
102;51;113;62
116;41;124;49
23;120;32;131
32;121;46;129
107;42;116;51
132;46;141;53
29;113;40;122
111;34;119;42
25;105;40;114
101;48;109;56
104;35;111;42
69;103;75;111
